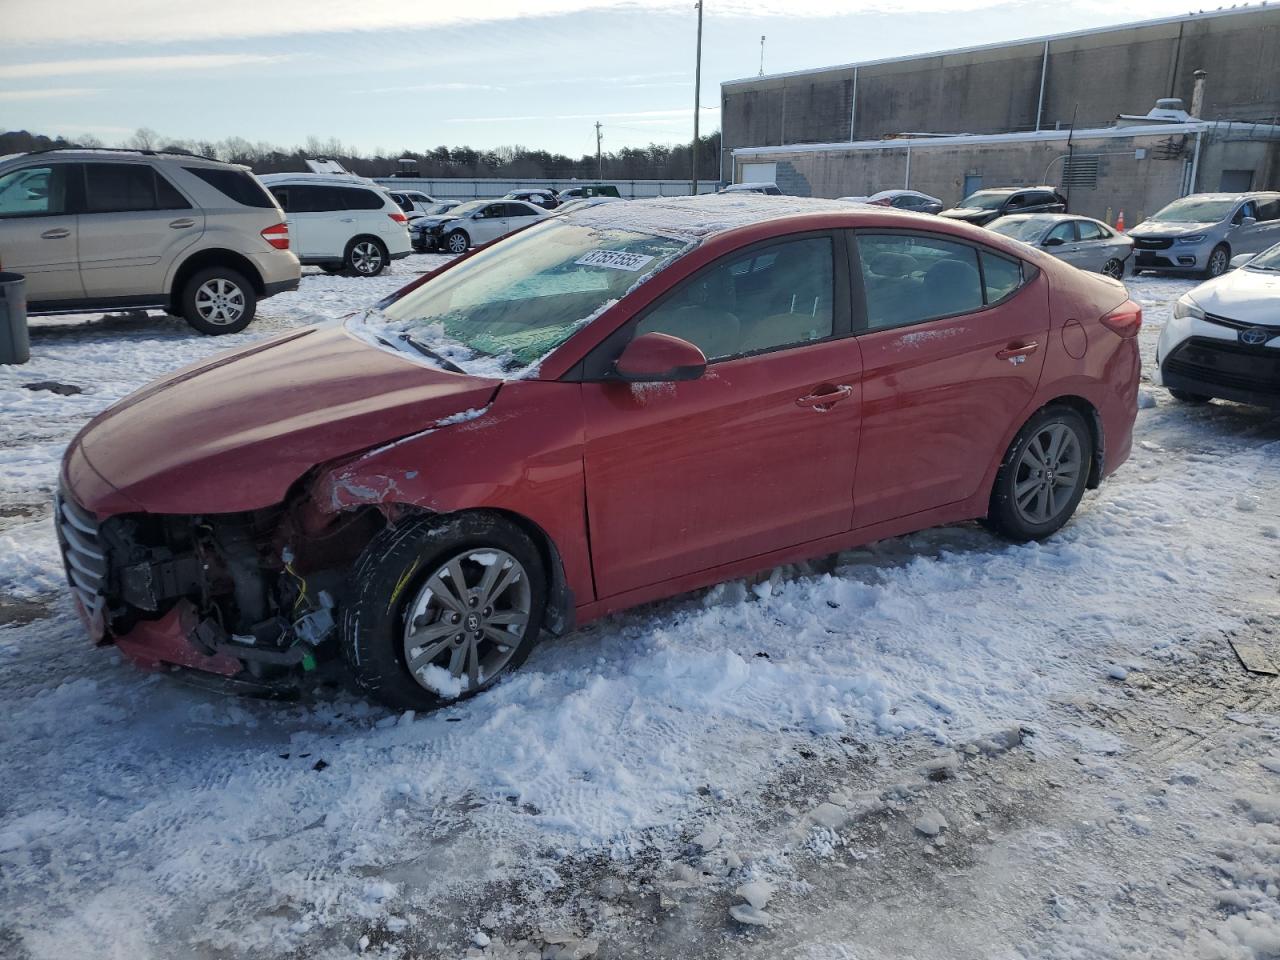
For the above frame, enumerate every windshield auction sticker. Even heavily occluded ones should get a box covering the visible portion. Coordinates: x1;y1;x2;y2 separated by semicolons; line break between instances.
575;250;656;271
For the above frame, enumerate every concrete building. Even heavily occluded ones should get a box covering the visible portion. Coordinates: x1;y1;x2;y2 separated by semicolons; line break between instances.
720;5;1280;215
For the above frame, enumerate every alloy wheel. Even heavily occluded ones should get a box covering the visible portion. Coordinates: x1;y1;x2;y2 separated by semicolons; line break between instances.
1208;248;1229;277
1012;422;1083;526
1103;258;1124;279
447;233;468;254
401;548;532;697
193;278;246;326
351;241;384;275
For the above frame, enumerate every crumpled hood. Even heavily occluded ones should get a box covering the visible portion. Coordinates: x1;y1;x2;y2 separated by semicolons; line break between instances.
1187;267;1280;326
68;324;500;517
411;215;458;231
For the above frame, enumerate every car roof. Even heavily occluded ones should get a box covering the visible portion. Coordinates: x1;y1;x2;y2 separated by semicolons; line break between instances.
1;147;233;168
557;192;943;241
258;172;380;186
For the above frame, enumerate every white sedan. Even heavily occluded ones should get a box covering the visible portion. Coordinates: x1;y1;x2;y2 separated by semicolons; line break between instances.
410;199;547;254
1155;242;1280;407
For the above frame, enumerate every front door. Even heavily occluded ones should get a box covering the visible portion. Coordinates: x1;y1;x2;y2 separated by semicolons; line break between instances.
473;203;510;244
0;162;84;304
850;231;1049;523
77;162;204;299
581;233;863;598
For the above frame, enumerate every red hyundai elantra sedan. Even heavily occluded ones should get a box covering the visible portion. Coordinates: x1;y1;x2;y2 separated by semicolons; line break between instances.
56;195;1140;709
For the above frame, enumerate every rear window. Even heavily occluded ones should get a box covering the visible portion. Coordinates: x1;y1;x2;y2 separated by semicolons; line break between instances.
340;187;388;211
84;163;191;213
183;166;275;208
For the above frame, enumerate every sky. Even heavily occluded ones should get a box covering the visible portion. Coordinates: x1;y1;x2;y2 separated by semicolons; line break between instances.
0;0;1220;159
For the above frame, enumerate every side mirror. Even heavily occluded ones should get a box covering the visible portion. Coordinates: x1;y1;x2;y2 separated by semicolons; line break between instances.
473;211;485;219
1229;253;1256;270
1241;216;1258;229
1043;236;1066;247
614;332;707;383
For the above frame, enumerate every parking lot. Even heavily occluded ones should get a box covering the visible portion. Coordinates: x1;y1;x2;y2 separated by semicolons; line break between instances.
1;259;1278;960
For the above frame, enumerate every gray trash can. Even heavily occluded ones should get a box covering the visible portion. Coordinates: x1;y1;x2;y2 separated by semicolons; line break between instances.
0;272;30;365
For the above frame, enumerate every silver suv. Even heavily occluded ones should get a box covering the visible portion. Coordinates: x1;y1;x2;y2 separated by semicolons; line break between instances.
1129;192;1280;279
0;149;301;334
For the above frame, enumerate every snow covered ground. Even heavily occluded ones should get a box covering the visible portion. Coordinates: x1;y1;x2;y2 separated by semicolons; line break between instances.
1;264;1279;960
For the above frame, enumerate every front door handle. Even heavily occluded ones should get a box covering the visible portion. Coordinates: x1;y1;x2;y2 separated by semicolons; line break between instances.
996;341;1040;363
796;384;854;410
169;218;196;229
41;227;71;239
340;217;355;223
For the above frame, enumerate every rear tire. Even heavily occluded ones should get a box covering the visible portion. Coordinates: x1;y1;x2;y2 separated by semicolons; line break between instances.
344;237;388;277
1102;257;1125;279
180;266;256;335
984;406;1093;543
342;512;547;711
1169;388;1212;404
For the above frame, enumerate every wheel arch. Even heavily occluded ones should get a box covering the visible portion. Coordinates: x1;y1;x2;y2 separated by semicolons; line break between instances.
169;249;265;310
1038;394;1105;489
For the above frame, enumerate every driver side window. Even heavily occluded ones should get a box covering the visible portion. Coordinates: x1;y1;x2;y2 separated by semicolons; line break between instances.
1046;221;1076;244
634;236;835;361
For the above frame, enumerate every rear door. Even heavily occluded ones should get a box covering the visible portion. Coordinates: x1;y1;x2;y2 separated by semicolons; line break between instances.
581;232;862;598
501;202;542;238
77;161;203;299
0;162;84;305
1073;220;1120;273
850;231;1049;524
272;184;346;259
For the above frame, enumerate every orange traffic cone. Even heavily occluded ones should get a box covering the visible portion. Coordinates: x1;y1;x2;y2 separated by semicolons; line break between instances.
1115;210;1126;231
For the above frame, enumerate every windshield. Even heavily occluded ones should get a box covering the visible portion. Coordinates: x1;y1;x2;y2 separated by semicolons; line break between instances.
959;191;1011;210
351;218;691;376
1149;197;1237;223
989;217;1050;243
1245;242;1280;271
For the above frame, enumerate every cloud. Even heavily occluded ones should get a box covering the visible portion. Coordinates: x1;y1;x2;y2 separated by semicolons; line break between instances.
0;53;295;79
0;0;1088;45
362;82;508;94
0;87;100;102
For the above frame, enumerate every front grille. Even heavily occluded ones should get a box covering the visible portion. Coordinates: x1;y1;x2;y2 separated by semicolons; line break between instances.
1134;237;1174;250
1204;312;1280;337
54;490;108;627
1164;337;1280;394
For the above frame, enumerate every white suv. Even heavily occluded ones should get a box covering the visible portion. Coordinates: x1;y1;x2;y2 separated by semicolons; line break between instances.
259;173;411;276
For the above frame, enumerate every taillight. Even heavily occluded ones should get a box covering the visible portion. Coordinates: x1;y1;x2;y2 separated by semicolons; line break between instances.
388;212;408;225
261;223;290;250
1100;300;1142;338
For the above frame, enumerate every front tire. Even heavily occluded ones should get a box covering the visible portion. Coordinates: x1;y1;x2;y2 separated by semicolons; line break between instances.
985;406;1093;542
445;230;470;255
345;237;388;276
1204;244;1230;279
342;513;547;711
180;267;256;335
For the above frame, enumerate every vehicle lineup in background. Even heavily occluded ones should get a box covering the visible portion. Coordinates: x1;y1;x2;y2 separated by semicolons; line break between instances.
1128;191;1280;278
0;148;301;334
838;190;944;215
409;198;548;253
55;195;1142;711
988;213;1134;278
259;171;411;276
1156;239;1280;407
386;189;440;221
939;186;1068;226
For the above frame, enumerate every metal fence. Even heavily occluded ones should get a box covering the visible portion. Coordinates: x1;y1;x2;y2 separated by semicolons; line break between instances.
372;177;722;200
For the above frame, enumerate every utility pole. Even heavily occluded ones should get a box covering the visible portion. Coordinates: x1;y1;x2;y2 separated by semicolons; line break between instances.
691;0;703;195
595;121;603;180
759;35;766;76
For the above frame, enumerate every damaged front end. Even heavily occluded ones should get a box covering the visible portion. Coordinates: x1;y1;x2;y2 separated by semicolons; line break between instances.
54;486;384;694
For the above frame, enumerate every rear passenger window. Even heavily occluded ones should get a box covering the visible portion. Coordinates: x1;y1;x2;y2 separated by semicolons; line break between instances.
857;235;982;330
84;163;190;213
183;166;275;208
1075;221;1106;242
276;185;345;213
981;252;1023;304
635;236;834;360
1256;199;1280;222
341;188;387;211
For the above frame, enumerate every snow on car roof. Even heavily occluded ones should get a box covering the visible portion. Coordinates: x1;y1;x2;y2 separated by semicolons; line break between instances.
559;192;863;242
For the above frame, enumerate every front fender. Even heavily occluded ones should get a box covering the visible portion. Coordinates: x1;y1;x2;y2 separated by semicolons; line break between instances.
307;380;595;606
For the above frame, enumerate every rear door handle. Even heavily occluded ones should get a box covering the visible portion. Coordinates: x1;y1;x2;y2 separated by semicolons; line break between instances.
169;218;196;229
41;227;70;239
340;217;356;223
796;384;854;409
996;341;1040;363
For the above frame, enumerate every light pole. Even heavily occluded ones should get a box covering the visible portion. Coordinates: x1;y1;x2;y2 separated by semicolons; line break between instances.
691;1;703;195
